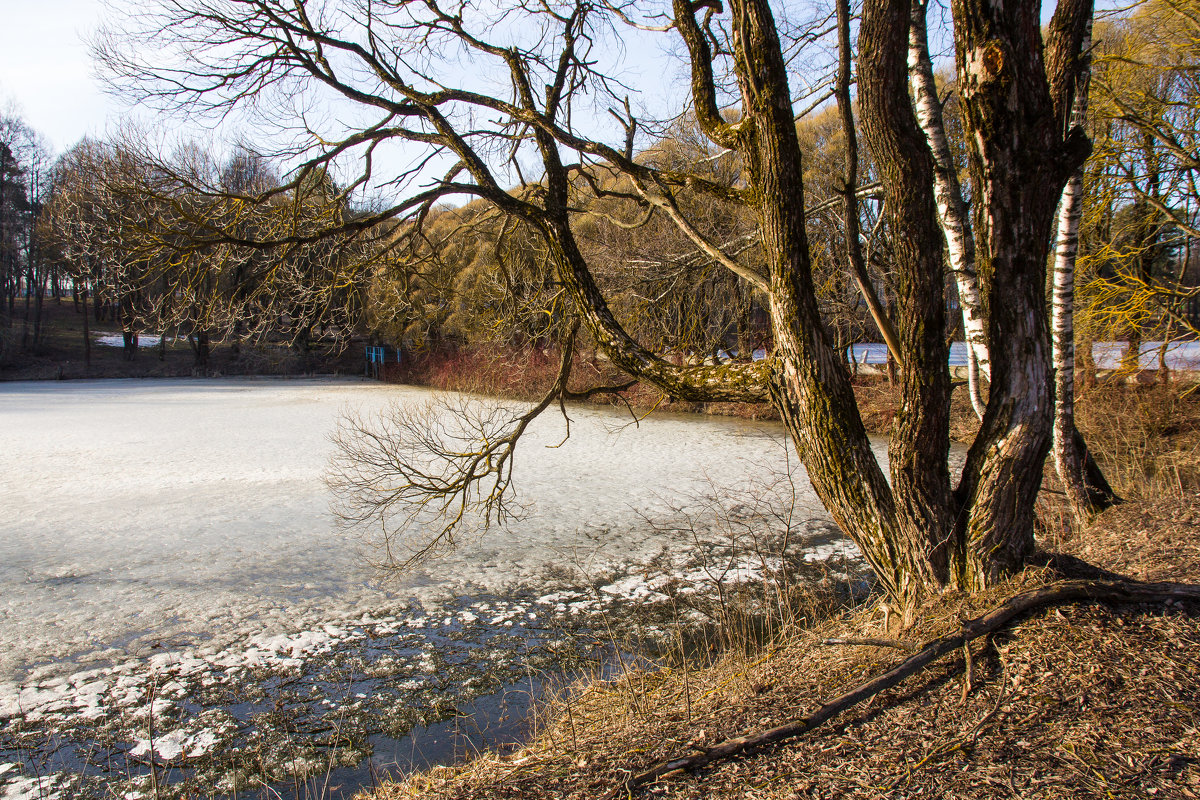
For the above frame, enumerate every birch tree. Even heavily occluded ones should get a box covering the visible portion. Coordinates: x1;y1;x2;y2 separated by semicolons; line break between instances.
1050;17;1120;519
908;0;989;418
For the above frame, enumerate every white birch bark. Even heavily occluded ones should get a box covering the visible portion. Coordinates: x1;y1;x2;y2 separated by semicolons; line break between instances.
1051;17;1116;519
908;0;989;418
1051;165;1089;514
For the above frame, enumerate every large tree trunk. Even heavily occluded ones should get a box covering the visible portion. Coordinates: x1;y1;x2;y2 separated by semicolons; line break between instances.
949;0;1094;588
728;0;944;606
641;0;932;608
857;0;957;594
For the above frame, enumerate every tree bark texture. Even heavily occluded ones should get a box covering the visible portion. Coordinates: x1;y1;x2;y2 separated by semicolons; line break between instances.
675;0;925;604
835;0;906;370
950;0;1093;589
908;0;989;419
858;0;956;590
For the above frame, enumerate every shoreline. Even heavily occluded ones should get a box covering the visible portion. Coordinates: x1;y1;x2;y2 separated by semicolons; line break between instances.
0;377;862;799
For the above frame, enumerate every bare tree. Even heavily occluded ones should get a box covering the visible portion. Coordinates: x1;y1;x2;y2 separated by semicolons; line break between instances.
0;109;54;353
42;135;374;367
41;139;142;360
101;0;1094;613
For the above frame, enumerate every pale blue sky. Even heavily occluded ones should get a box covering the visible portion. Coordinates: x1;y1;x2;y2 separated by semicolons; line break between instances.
0;0;686;198
0;0;680;157
0;0;1065;164
0;0;112;151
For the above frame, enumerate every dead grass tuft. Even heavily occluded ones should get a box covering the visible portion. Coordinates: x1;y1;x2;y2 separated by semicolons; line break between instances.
1077;383;1200;500
366;505;1200;800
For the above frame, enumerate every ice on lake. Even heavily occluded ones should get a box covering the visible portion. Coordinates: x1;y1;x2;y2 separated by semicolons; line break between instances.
0;377;867;797
0;377;827;683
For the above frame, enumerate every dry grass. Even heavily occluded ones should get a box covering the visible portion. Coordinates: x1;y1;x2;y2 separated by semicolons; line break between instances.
1055;497;1200;584
851;378;981;444
383;344;785;420
365;493;1200;800
1077;383;1200;500
356;373;1200;800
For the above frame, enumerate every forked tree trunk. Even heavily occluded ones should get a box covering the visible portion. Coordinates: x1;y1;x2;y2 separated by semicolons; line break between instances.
908;0;989;419
673;0;943;608
518;0;1095;612
1051;18;1119;520
948;0;1095;588
684;0;1094;603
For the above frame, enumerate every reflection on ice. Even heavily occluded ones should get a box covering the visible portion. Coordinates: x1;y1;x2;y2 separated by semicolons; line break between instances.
0;377;834;682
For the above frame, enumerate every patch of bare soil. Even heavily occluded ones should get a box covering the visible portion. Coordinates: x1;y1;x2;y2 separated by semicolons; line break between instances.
368;500;1200;800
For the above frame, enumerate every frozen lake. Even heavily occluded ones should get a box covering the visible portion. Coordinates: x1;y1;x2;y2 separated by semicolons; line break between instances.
0;378;851;798
0;377;834;682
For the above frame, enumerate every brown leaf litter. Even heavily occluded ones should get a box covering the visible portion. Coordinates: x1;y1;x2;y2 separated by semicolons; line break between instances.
368;497;1200;800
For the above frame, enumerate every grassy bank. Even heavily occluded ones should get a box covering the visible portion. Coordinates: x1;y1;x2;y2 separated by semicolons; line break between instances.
381;342;989;437
367;497;1200;800
383;342;1200;465
362;347;1200;800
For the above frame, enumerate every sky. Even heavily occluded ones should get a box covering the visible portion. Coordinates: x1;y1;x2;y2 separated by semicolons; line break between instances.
0;0;681;194
0;0;1065;169
0;0;115;153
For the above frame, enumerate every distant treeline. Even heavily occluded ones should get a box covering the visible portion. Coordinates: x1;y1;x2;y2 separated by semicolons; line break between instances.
2;0;1198;378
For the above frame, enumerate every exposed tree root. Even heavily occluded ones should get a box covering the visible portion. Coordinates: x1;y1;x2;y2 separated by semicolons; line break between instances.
612;578;1200;797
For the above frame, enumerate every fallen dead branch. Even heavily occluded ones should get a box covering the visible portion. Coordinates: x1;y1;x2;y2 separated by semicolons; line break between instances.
612;578;1200;797
820;637;919;651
